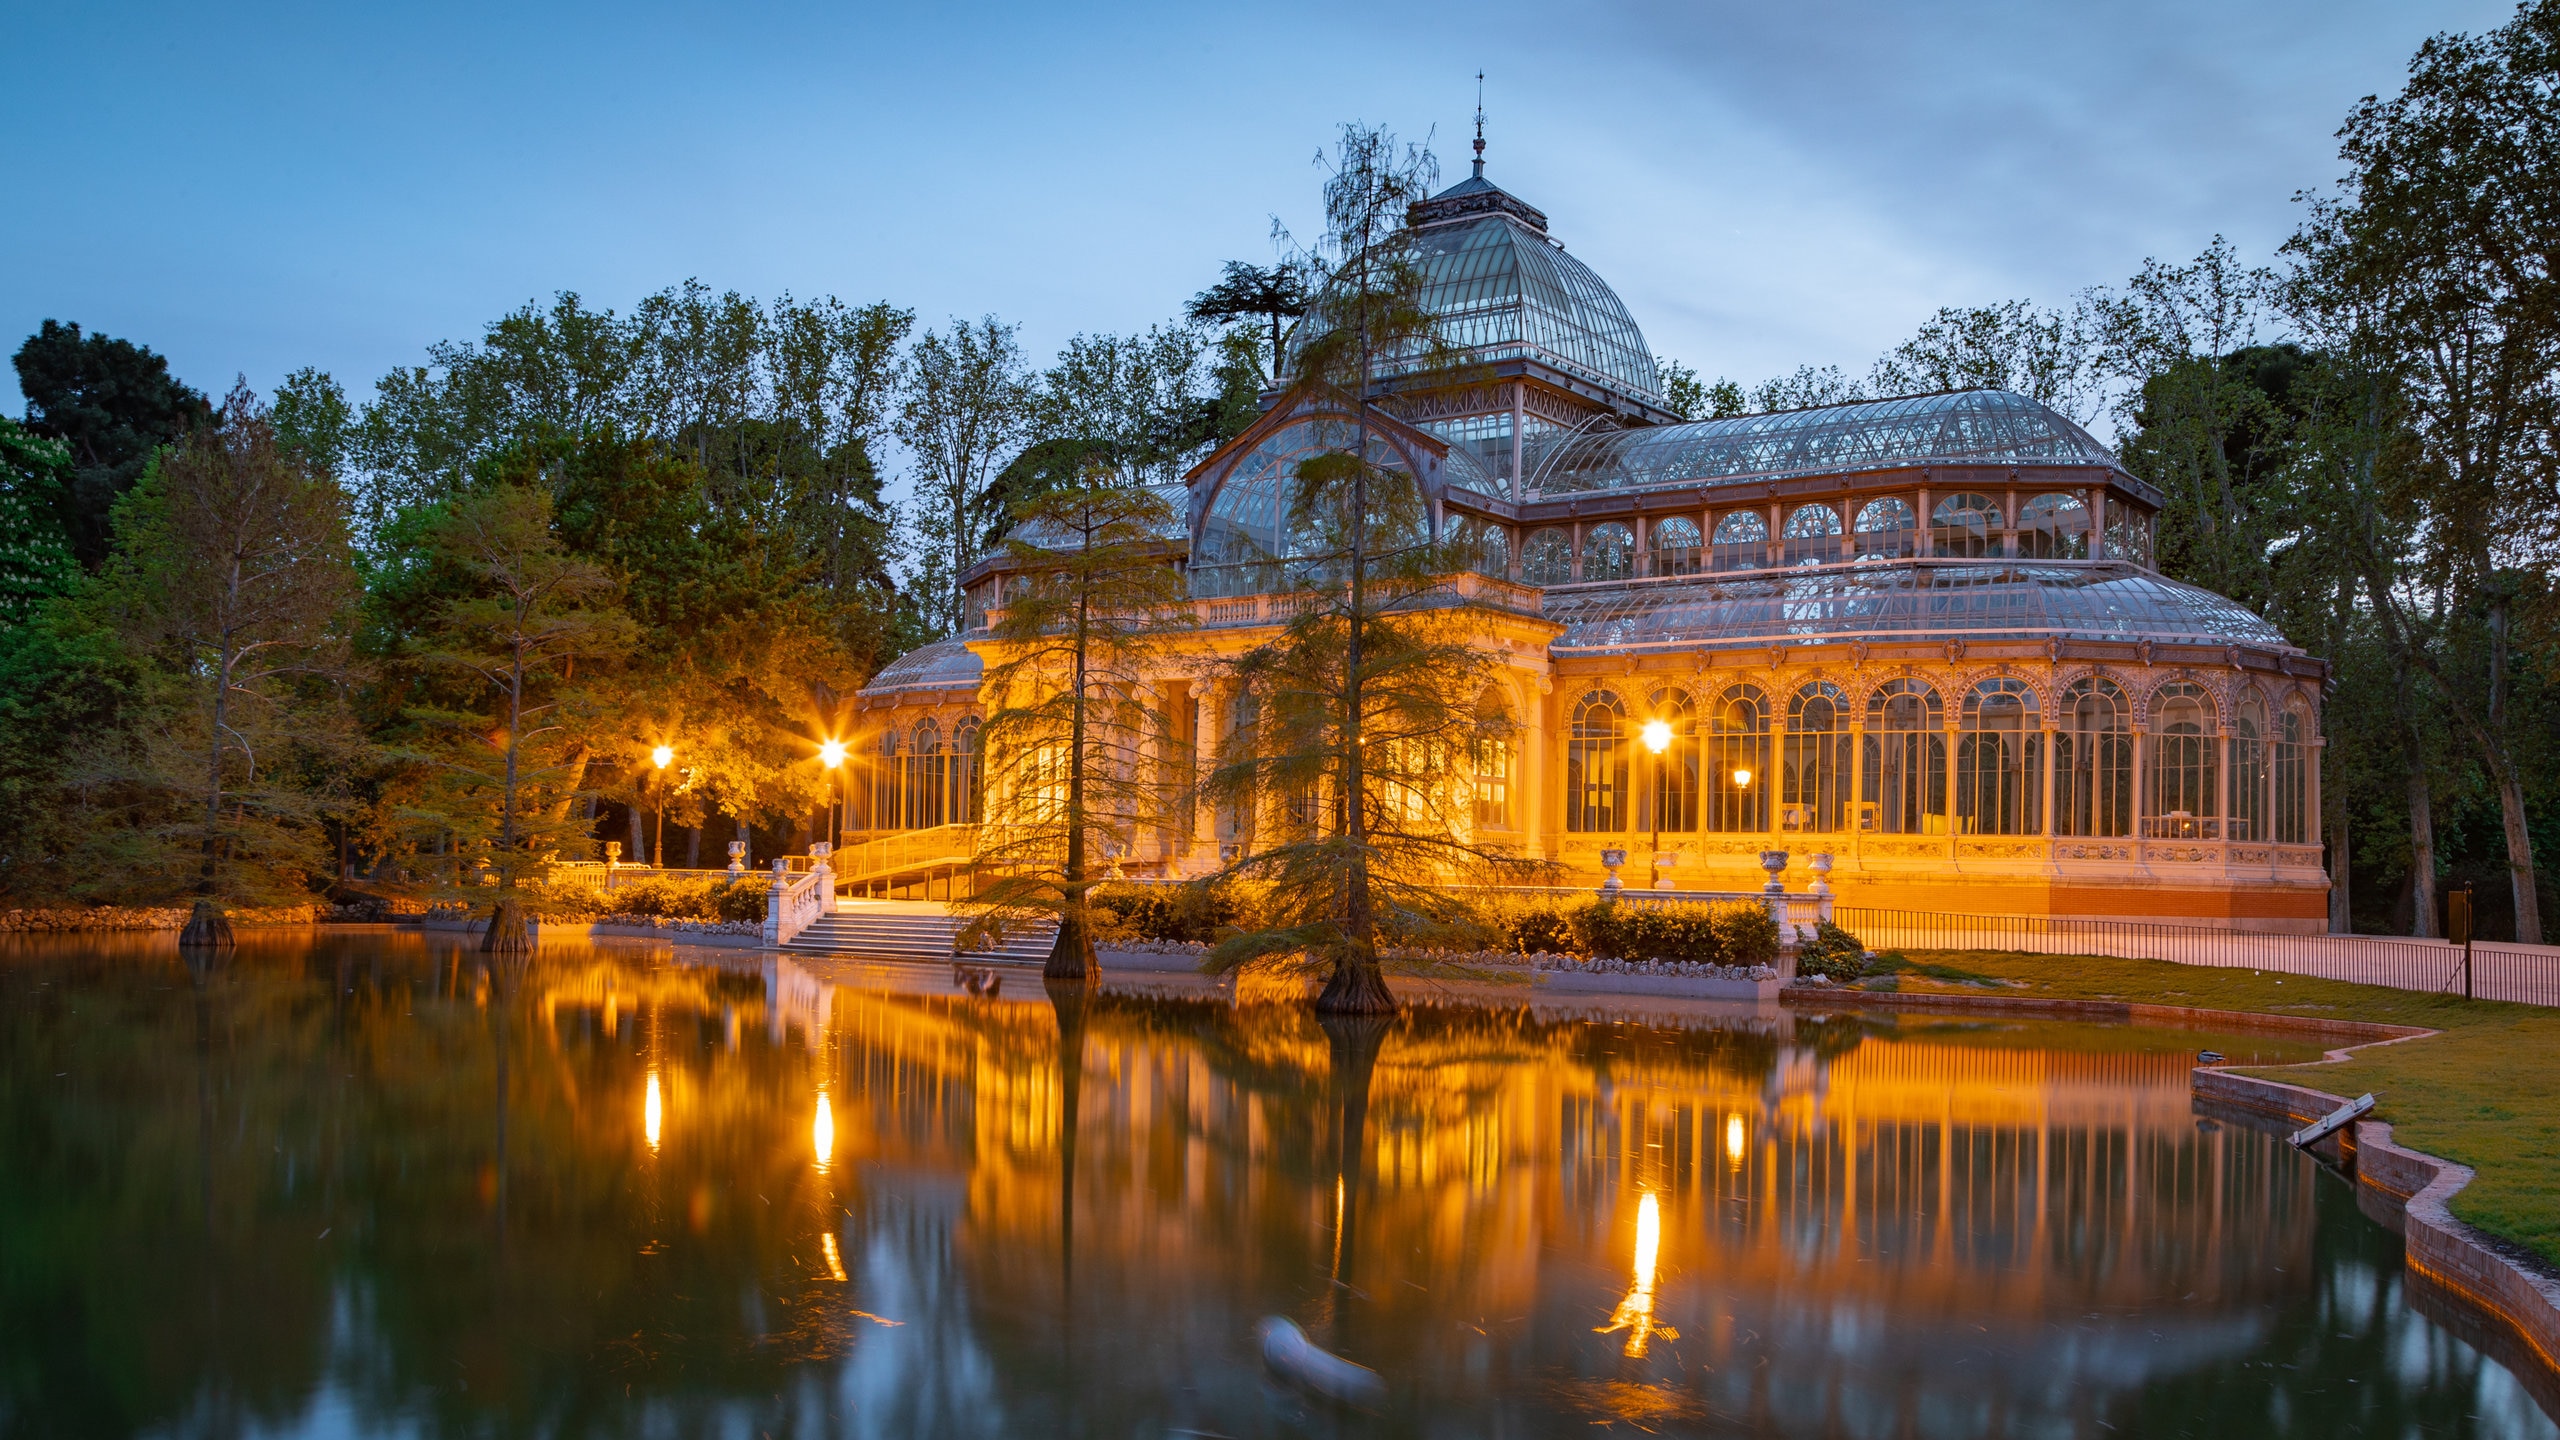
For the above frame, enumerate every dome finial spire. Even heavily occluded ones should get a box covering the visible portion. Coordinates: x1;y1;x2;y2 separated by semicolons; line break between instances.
1472;71;1486;179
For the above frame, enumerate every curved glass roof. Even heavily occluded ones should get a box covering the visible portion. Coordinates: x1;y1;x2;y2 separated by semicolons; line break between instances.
1529;389;2118;496
861;638;982;696
1543;563;2294;654
1287;194;1661;407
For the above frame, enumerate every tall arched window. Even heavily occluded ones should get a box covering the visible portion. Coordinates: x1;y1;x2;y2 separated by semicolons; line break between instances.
1854;497;1918;559
1705;685;1771;833
1645;688;1698;833
1958;679;2042;835
1472;687;1513;830
1782;504;1841;567
2275;698;2312;844
1474;523;1511;580
2055;678;2131;837
1567;690;1627;833
2146;683;2219;837
951;716;983;825
1651;516;1703;576
1711;511;1769;571
1862;679;1945;834
1783;682;1850;833
2016;492;2089;559
874;727;904;831
2231;690;2269;842
1931;493;2001;558
910;719;947;829
1523;527;1573;585
1583;522;1636;583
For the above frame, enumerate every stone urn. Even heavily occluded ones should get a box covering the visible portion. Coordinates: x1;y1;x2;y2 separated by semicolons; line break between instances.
1807;851;1833;897
1599;847;1627;895
727;839;748;877
1759;849;1790;894
604;840;622;868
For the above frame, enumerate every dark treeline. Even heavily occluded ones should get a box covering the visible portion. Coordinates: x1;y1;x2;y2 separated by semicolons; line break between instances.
1;2;2554;937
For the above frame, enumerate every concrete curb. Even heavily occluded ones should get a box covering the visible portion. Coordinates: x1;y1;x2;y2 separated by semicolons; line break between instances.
1778;984;2429;1046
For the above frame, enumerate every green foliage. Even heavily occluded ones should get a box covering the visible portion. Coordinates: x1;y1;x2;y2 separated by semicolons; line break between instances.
593;873;765;922
0;417;79;622
9;319;211;569
1792;920;1871;981
1088;880;1244;944
1477;896;1780;967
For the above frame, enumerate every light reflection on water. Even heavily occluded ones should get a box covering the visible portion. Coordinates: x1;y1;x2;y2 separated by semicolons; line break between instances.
0;928;2554;1439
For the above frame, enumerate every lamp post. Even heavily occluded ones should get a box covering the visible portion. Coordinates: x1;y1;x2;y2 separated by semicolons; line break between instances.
1641;718;1671;891
819;739;847;853
651;745;673;868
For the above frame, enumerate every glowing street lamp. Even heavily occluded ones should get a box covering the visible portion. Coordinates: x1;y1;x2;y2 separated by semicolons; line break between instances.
1641;719;1672;890
818;739;847;852
650;745;674;868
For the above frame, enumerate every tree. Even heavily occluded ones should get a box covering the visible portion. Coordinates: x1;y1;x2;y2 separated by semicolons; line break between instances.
1206;124;1543;1015
896;318;1032;635
1869;297;2109;425
92;383;360;910
958;481;1192;981
0;418;79;622
2289;0;2560;942
11;320;211;569
400;483;635;946
1187;261;1310;384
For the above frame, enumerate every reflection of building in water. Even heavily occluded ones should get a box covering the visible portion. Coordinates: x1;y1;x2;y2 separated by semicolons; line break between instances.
746;961;2315;1428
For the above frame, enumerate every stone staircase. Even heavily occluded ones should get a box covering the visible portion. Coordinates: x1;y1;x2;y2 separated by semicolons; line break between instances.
782;904;1056;965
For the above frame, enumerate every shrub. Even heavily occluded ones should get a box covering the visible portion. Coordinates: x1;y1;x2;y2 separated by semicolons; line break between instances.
601;874;760;922
1708;900;1780;967
1498;899;1577;956
715;882;767;924
1792;919;1868;980
1089;880;1242;943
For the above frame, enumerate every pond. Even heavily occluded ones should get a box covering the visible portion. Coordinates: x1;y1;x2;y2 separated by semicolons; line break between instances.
3;928;2555;1438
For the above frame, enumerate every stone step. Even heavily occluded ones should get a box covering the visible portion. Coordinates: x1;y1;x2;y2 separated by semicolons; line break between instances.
784;912;1055;962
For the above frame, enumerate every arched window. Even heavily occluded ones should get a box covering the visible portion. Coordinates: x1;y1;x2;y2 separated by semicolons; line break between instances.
1474;523;1511;580
2231;690;2269;842
2017;492;2089;559
1862;679;1946;834
1958;679;2042;835
1472;687;1513;830
2274;698;2312;844
1853;497;1918;559
1644;688;1698;833
1651;516;1702;577
1782;504;1842;567
2055;678;2131;837
1783;682;1850;833
951;716;983;825
2146;683;2219;837
1583;522;1636;583
1931;492;2002;558
1523;527;1573;586
1567;690;1627;833
1704;685;1771;833
1711;510;1769;572
874;726;904;831
910;719;946;829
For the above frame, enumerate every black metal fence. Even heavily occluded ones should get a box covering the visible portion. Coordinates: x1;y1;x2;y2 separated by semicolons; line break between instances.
1833;906;2560;1008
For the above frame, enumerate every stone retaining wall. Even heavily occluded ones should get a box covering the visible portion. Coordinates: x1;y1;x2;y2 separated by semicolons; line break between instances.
2197;1060;2560;1395
0;904;318;932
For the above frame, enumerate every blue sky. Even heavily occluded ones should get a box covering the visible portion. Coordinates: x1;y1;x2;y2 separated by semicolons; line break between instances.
2;0;2513;478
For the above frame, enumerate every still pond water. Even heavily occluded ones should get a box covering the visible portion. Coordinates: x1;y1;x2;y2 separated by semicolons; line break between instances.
3;928;2555;1439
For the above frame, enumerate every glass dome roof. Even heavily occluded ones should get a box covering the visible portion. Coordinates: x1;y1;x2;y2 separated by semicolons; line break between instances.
1543;563;2294;654
861;638;982;696
1530;389;2119;495
1285;176;1662;407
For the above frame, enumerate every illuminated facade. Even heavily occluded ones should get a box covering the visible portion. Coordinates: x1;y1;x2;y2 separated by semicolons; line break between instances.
857;164;2330;931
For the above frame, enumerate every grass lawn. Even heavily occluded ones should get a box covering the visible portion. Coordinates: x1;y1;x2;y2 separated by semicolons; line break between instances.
1858;948;2560;1272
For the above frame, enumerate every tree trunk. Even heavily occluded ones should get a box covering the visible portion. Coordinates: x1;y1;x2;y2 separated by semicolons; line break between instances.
177;898;236;950
686;825;702;868
2327;804;2352;935
628;804;646;865
480;895;533;953
2402;728;2438;940
1049;586;1099;982
2494;774;2543;944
